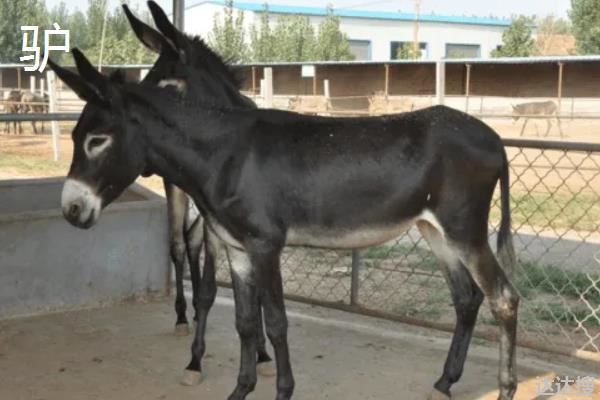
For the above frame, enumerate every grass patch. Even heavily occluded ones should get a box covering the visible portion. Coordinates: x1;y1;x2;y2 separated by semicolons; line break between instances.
491;191;600;232
363;245;414;259
393;282;449;319
529;302;600;327
0;152;68;175
514;262;600;305
363;245;439;271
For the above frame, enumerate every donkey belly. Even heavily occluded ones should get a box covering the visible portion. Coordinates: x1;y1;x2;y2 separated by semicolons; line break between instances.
286;210;439;249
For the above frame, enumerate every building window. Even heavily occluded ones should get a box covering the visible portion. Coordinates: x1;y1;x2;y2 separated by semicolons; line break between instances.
445;43;481;59
348;40;371;60
390;41;428;60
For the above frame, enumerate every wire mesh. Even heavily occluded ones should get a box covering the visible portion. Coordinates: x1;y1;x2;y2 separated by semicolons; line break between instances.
203;140;600;358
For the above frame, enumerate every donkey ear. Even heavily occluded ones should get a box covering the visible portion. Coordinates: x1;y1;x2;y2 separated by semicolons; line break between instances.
71;48;111;100
147;1;180;50
122;4;171;54
46;57;103;104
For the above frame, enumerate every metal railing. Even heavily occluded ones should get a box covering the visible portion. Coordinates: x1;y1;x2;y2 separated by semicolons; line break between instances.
0;113;79;122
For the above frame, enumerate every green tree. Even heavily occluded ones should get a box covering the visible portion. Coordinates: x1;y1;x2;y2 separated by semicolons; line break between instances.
535;15;574;55
208;0;248;63
315;6;354;61
85;4;156;65
49;2;69;27
272;15;317;61
250;7;317;62
570;0;600;54
537;15;571;35
68;10;92;54
249;4;275;62
491;15;535;57
86;0;108;45
0;0;49;63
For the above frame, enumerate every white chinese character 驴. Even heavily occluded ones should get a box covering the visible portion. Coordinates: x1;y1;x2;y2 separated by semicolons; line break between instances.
39;23;70;73
19;26;40;72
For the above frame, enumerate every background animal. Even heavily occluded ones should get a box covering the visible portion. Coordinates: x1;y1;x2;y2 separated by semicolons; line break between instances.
121;1;275;384
512;100;563;137
368;91;415;115
288;96;330;115
21;92;49;134
3;90;23;134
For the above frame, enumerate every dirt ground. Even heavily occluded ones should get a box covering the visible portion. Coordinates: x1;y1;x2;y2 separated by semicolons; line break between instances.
0;289;598;400
0;131;165;194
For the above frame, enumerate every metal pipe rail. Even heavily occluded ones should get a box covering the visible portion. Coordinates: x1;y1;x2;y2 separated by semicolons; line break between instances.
0;113;80;122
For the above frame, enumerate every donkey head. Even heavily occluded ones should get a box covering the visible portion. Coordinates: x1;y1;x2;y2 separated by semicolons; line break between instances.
123;1;247;106
49;50;148;229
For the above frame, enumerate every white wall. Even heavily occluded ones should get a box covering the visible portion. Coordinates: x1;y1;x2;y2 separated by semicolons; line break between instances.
184;4;506;61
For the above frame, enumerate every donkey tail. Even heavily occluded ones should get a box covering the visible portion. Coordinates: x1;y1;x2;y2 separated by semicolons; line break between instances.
497;150;516;277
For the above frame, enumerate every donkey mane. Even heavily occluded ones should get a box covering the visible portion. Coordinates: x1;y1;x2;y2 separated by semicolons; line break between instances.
180;33;244;90
126;82;241;114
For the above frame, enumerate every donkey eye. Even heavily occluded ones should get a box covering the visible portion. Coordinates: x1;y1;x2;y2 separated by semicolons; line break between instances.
85;134;112;158
89;137;107;148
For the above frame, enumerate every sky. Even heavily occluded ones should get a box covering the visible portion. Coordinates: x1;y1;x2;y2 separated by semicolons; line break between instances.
46;0;571;18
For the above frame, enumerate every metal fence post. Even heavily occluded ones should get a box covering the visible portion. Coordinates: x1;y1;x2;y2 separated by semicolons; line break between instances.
263;67;273;108
173;0;185;30
435;59;446;106
46;71;60;161
350;250;361;306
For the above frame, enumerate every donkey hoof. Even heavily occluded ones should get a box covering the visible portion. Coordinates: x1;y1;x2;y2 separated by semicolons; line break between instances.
181;369;203;386
256;361;276;377
174;323;190;336
428;388;451;400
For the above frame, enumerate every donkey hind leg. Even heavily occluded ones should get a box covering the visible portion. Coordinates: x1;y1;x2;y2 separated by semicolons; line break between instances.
544;118;552;137
165;183;190;335
182;223;215;386
184;214;204;323
556;116;564;138
519;119;529;137
462;247;519;400
418;221;484;400
226;246;260;400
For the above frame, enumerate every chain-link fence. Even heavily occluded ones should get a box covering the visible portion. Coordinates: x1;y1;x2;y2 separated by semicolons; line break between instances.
212;138;600;361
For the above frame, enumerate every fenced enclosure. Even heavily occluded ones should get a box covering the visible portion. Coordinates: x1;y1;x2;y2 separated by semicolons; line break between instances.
2;107;599;362
211;138;600;361
2;61;600;362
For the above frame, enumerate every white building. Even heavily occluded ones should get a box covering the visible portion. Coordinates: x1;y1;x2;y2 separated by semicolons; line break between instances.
184;0;513;61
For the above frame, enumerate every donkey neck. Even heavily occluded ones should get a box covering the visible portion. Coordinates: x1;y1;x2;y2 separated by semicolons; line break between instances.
135;97;250;205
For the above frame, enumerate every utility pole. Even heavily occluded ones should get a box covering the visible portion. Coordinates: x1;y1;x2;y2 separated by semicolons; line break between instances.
413;0;422;57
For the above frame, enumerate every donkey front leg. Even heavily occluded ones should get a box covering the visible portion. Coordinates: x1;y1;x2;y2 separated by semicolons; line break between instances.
182;223;215;386
182;227;274;386
227;246;260;400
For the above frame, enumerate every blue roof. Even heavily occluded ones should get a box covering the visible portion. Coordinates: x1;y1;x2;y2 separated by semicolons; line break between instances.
190;1;512;27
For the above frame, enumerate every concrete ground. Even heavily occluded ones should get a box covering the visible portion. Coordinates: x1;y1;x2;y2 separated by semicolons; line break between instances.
0;290;599;400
